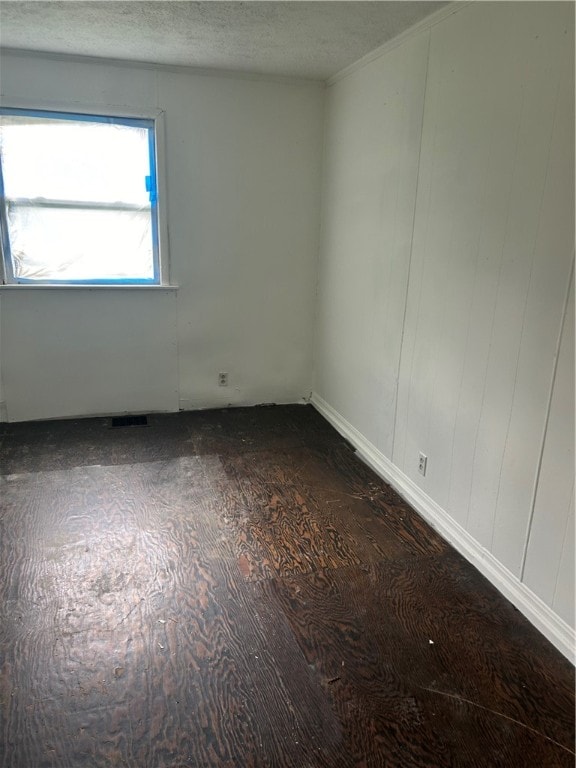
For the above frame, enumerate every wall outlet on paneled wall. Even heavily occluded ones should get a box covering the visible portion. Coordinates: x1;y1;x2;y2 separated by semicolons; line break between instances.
418;452;427;476
218;372;229;387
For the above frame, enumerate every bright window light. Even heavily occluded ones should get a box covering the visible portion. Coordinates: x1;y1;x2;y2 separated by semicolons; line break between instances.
0;109;160;284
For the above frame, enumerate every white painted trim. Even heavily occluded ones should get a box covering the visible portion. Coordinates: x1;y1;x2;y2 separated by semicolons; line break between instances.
0;285;177;291
152;109;172;286
311;392;576;662
327;1;471;87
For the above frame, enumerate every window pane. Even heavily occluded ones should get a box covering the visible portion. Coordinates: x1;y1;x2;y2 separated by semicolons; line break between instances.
8;205;154;281
0;115;151;205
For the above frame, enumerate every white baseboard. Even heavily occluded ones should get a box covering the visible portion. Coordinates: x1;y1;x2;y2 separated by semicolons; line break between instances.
311;392;575;663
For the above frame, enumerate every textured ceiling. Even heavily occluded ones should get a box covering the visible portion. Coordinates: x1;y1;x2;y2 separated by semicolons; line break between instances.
0;1;448;80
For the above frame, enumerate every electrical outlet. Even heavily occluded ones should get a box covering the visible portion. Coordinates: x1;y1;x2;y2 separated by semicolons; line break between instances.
418;452;427;476
218;372;228;387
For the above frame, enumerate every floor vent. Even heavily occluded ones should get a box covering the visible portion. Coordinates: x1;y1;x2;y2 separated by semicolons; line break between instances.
110;415;149;428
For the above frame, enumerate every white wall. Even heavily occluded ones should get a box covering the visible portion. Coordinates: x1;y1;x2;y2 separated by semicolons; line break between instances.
1;288;179;422
0;52;324;420
314;1;575;657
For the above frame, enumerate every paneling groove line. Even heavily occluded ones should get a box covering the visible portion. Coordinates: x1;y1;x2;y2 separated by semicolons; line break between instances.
520;253;575;581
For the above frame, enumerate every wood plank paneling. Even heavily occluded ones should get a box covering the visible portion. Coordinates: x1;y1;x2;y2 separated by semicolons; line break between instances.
394;2;574;575
523;274;575;617
554;487;575;627
490;36;575;572
314;31;429;456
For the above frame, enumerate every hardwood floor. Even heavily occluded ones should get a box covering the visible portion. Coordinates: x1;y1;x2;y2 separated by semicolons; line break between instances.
0;405;573;767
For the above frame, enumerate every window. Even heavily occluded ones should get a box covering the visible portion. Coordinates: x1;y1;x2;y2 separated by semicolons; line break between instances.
0;108;161;284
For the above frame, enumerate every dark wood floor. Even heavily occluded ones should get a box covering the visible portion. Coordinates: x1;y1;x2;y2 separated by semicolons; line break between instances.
0;405;573;768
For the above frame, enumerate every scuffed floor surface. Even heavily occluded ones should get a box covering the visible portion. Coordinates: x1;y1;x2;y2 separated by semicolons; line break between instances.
0;405;573;767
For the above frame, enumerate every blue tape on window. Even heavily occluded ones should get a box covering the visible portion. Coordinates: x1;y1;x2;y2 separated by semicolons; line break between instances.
145;175;157;203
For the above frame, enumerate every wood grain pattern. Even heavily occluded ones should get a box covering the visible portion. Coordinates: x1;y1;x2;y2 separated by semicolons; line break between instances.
0;405;573;767
261;554;575;767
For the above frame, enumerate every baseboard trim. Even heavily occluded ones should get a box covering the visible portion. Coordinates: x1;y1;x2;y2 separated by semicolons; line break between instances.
311;392;575;663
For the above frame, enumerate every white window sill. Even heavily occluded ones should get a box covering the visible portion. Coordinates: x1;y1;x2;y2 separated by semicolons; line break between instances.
0;283;178;291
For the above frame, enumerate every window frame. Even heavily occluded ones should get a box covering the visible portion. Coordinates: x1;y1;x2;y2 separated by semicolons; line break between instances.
0;105;169;287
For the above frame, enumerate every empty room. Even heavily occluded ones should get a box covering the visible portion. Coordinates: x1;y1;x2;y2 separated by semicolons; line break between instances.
0;1;574;766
